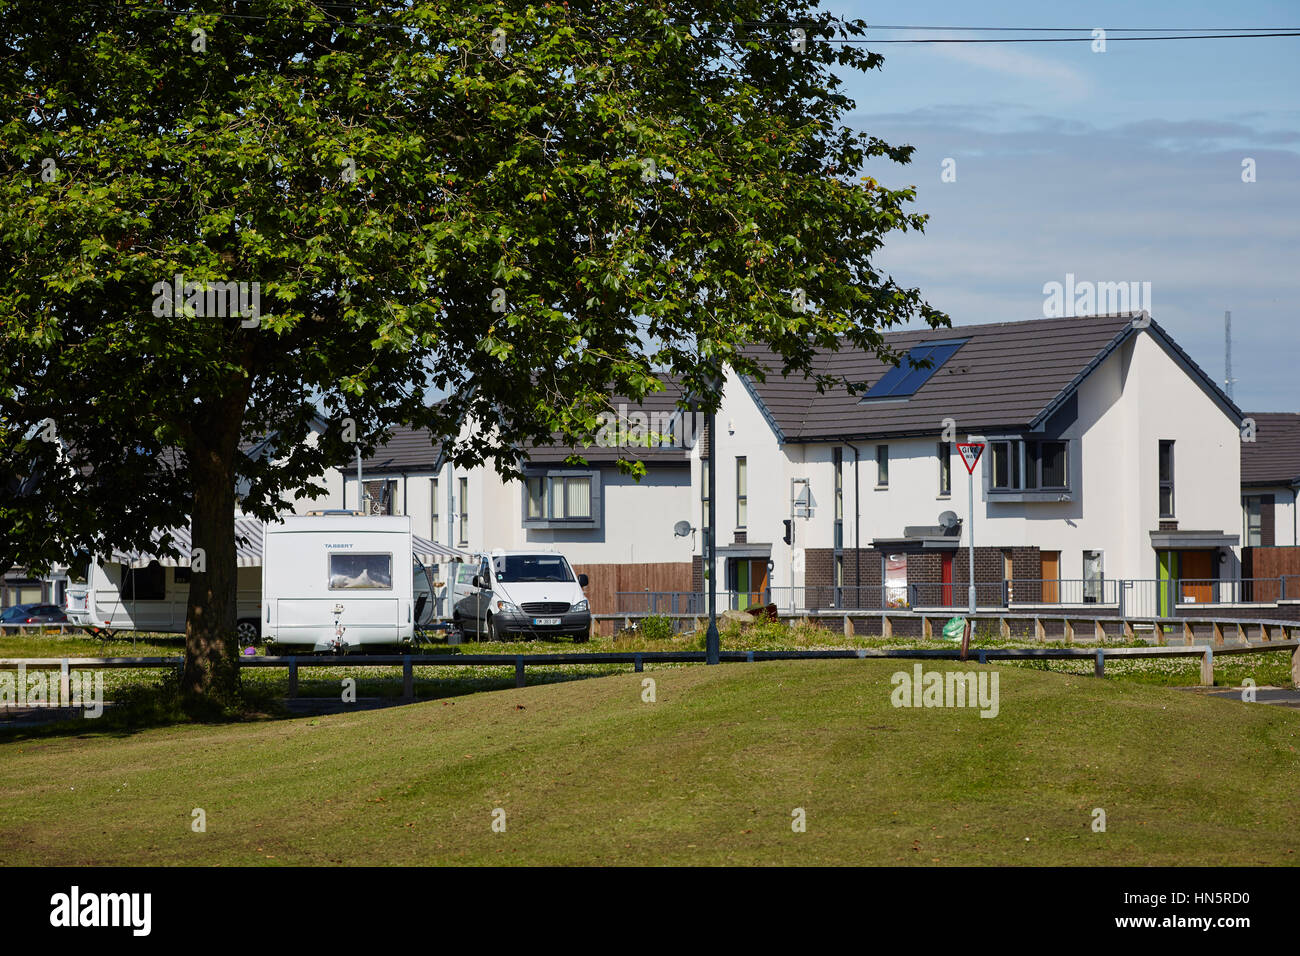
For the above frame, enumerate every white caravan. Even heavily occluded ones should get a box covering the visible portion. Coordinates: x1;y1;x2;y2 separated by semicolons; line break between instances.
262;513;423;652
65;514;445;647
64;516;265;641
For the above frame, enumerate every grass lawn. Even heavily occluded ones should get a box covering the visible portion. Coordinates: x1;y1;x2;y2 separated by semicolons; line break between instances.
2;659;1297;866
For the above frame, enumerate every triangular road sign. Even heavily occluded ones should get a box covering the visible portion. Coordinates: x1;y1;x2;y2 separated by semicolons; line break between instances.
957;442;985;474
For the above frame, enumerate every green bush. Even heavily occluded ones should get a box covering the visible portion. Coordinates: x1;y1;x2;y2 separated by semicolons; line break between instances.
637;615;676;641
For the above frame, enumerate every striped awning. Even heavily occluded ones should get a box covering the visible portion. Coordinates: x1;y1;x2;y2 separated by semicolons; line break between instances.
110;517;266;569
110;519;469;568
413;535;471;562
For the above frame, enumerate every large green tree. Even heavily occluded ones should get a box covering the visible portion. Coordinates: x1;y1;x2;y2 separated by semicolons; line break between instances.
0;0;944;709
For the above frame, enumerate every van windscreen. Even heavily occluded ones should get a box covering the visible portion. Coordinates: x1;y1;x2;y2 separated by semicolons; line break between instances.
493;555;573;583
329;553;393;590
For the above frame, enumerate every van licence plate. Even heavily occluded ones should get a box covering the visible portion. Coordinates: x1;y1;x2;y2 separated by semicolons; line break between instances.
533;617;561;626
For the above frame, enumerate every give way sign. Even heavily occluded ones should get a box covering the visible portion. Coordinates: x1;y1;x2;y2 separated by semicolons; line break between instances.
957;442;985;474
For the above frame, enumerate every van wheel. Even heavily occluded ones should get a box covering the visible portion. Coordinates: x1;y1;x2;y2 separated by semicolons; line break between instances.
485;615;501;642
236;619;260;648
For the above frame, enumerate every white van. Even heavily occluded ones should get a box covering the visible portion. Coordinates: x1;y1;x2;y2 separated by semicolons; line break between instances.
450;549;591;642
263;514;421;652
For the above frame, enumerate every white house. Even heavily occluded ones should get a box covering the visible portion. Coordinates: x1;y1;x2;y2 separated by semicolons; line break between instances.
693;314;1245;617
1240;412;1300;548
316;385;699;615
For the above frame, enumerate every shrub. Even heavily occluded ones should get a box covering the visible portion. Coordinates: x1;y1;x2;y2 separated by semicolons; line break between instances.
637;615;675;641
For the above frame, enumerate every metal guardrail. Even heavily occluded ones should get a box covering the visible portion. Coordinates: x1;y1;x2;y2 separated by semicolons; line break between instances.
3;635;1297;694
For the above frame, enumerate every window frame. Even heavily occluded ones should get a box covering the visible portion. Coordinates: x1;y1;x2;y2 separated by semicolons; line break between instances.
520;470;602;529
735;456;748;529
937;441;952;497
875;444;889;488
1158;440;1175;519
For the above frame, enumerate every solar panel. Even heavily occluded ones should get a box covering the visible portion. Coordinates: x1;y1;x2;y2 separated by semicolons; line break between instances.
862;339;968;400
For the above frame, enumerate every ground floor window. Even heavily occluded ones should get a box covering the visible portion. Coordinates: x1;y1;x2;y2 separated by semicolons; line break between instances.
884;554;908;608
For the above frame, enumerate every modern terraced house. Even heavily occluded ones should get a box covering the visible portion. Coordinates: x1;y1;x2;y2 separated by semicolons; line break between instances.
694;313;1246;619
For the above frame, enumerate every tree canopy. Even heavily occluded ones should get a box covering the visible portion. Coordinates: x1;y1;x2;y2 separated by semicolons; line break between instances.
0;0;944;705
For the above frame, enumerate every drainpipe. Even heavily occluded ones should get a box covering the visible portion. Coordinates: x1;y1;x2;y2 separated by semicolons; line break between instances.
356;445;363;514
845;441;863;599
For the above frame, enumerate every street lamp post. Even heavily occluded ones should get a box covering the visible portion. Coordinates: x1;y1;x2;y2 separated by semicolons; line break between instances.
705;403;719;664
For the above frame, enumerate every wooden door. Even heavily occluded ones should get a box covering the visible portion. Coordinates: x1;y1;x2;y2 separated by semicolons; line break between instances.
1179;550;1213;604
1041;551;1060;603
940;553;954;606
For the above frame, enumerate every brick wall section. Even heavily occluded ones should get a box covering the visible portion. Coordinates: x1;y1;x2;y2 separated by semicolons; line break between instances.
1011;547;1043;602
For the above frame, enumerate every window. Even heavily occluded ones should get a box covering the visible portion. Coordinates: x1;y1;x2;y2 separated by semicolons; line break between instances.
1027;441;1068;490
1159;441;1175;518
735;457;748;528
431;477;440;540
876;444;889;488
1243;496;1263;546
492;554;574;583
458;477;469;545
121;561;165;601
328;553;393;590
364;478;398;515
991;440;1069;492
862;339;968;400
1083;551;1104;603
937;442;951;496
992;441;1020;490
832;448;844;550
525;475;593;520
701;458;711;527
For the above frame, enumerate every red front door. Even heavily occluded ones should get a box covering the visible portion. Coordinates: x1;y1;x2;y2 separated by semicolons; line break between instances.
941;553;954;606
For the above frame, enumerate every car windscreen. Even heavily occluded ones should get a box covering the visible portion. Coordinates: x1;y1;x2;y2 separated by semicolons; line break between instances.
493;555;574;583
328;553;393;590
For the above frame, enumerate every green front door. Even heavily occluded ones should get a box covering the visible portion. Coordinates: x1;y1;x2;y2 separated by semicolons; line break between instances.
1157;550;1178;618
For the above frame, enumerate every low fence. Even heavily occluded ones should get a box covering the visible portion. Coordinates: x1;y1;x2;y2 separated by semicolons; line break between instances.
3;635;1298;699
618;576;1300;619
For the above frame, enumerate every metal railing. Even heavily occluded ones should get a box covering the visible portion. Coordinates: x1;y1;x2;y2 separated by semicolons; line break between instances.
617;576;1297;617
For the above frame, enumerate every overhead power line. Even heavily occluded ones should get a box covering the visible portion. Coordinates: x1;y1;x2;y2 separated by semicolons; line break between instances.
31;3;1300;44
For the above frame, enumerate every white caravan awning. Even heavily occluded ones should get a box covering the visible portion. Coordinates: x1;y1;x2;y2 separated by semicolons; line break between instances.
110;519;470;568
413;535;471;562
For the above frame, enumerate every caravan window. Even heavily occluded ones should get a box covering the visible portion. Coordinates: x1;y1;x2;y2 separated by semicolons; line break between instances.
328;553;393;590
121;561;166;601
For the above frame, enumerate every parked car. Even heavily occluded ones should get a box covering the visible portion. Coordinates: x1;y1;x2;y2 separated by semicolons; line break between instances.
450;550;591;642
0;603;69;633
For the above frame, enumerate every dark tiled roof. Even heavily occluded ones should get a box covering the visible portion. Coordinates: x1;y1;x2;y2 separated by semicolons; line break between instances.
742;314;1231;441
520;379;692;466
355;380;692;472
1241;412;1300;485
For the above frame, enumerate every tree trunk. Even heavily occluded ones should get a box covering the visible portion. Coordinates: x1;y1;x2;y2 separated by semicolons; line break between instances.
181;387;250;714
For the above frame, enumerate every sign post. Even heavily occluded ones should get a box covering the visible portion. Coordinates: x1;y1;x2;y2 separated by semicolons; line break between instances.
956;442;986;615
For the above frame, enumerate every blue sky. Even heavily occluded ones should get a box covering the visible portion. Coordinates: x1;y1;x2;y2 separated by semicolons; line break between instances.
832;0;1299;412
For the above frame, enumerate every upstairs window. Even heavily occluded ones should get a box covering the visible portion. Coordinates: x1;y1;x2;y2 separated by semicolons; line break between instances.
876;444;889;488
937;442;951;496
991;440;1070;492
526;474;593;520
1159;440;1175;518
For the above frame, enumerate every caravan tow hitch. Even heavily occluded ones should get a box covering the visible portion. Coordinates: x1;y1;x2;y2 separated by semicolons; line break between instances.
331;603;349;654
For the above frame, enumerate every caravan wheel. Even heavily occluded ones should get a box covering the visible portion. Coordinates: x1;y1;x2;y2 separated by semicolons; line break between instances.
236;618;261;649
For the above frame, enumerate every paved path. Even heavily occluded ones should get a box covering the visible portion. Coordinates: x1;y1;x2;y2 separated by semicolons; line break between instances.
1180;686;1300;709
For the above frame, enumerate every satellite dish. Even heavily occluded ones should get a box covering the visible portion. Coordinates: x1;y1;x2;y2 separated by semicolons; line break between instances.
673;520;693;537
938;510;960;530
